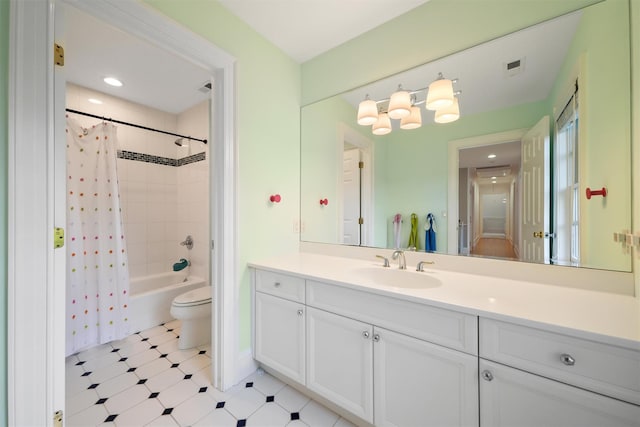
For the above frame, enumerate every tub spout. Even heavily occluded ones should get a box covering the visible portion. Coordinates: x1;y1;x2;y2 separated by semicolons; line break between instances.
173;258;190;272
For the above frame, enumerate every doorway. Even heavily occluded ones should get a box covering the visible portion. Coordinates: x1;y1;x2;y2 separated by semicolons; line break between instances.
8;0;238;423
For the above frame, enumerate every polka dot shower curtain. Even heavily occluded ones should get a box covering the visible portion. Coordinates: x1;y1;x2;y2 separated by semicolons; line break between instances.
66;117;130;356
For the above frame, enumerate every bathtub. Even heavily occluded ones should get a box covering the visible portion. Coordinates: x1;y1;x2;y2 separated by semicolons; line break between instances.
129;271;207;333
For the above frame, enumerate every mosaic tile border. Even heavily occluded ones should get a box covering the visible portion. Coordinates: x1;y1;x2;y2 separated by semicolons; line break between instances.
117;150;206;167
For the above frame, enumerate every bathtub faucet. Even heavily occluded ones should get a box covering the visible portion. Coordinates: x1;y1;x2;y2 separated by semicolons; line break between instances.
180;235;194;250
173;258;190;272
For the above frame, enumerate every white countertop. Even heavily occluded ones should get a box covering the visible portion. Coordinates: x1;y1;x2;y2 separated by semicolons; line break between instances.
249;252;640;349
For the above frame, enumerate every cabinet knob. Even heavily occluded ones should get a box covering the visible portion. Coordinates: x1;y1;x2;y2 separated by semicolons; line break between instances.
481;370;494;381
373;334;380;342
560;353;575;366
297;309;303;316
362;331;370;339
274;282;281;287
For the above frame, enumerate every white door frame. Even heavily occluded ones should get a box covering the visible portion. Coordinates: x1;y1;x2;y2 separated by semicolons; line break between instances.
447;129;526;255
8;0;239;424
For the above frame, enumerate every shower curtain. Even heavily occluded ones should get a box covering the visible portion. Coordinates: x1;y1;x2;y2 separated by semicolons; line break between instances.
66;117;130;356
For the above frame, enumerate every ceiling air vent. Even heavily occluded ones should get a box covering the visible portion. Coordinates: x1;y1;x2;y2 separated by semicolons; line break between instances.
504;57;525;77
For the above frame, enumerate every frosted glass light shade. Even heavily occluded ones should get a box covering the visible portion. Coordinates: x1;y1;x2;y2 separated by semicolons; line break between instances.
388;89;411;119
426;77;454;110
372;113;392;135
434;97;460;123
400;106;422;130
357;98;378;126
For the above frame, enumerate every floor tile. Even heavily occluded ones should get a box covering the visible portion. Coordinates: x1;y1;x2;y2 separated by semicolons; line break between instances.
144;366;185;393
250;370;287;396
126;347;162;368
65;403;108;427
103;383;150;414
287;421;309;427
299;400;339;427
96;372;139;398
275;386;311;413
134;356;172;380
224;386;267;419
334;417;358;427
148;331;179;346
192;406;237;426
146;414;181;427
165;347;199;364
247;401;291;427
111;396;164;426
82;351;122;372
177;354;211;375
66;388;100;416
157;378;199;408
66;371;92;397
139;325;170;338
88;359;131;384
170;392;217;426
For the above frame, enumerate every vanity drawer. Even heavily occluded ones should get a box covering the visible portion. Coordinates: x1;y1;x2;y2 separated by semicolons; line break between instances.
307;280;477;355
480;318;640;405
255;269;305;303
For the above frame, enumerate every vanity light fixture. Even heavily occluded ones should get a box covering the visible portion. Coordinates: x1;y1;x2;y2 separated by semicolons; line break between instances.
357;94;379;125
426;73;454;110
388;85;411;119
372;112;392;135
434;96;460;124
103;77;123;87
357;72;460;134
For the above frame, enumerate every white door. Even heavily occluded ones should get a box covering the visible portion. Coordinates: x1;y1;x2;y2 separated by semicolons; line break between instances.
373;327;478;427
479;360;640;427
342;148;361;245
521;116;550;263
306;307;373;423
254;292;305;384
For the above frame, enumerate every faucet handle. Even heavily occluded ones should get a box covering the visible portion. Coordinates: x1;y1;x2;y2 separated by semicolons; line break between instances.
416;260;435;272
375;255;390;268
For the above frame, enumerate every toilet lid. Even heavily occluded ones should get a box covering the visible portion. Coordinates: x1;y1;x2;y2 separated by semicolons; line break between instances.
173;286;212;306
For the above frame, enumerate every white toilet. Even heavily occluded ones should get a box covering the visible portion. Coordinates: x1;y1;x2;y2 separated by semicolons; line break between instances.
170;286;212;350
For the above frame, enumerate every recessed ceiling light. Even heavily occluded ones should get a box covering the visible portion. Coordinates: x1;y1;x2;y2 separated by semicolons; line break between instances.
488;154;497;159
88;98;103;105
492;180;497;184
491;176;497;179
103;77;123;87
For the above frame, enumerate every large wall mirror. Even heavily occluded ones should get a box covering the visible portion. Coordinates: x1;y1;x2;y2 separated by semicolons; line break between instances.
300;0;632;272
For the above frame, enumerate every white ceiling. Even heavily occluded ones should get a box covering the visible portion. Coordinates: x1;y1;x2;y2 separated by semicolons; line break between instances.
218;0;431;63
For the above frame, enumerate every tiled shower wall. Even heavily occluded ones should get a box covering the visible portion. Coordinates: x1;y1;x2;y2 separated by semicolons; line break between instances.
66;83;210;284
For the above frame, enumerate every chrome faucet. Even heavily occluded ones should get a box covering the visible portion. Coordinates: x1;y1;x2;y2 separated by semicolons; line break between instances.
416;260;435;272
392;250;406;270
180;235;194;250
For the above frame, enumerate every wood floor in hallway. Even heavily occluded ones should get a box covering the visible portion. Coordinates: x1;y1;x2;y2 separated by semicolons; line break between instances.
471;237;518;260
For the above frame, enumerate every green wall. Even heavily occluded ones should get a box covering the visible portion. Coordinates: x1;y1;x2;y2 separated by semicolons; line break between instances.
1;0;8;422
144;0;302;351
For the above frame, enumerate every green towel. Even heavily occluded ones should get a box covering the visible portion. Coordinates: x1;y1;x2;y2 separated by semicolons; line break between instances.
408;213;419;250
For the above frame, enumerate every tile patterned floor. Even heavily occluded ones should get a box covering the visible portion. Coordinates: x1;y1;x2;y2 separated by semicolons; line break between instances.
66;320;356;427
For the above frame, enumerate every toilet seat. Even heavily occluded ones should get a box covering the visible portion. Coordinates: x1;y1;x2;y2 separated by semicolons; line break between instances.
172;286;212;307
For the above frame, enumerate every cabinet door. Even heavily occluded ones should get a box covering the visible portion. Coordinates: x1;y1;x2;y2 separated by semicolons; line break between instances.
374;327;478;427
307;307;374;423
480;359;640;427
255;292;305;384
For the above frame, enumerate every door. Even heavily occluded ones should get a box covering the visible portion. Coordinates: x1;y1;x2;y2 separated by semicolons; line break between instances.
521;116;550;263
479;360;640;427
306;307;374;422
342;148;361;245
373;327;478;427
255;292;305;384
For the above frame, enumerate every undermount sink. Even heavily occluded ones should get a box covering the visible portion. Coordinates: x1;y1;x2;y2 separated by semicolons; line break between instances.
354;266;442;289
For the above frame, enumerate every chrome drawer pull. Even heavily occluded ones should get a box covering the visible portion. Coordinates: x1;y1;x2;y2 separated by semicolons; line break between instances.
481;370;494;381
274;282;281;287
297;309;303;316
362;331;370;339
560;353;575;366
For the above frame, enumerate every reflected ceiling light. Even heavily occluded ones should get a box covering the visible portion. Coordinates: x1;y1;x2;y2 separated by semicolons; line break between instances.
426;73;454;111
88;98;103;105
488;154;497;159
400;105;422;130
372;113;392;135
434;96;460;123
103;77;123;87
388;85;411;119
357;95;379;126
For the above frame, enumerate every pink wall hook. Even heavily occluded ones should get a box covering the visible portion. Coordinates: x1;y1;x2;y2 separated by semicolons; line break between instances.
319;198;328;206
269;194;281;203
586;187;607;200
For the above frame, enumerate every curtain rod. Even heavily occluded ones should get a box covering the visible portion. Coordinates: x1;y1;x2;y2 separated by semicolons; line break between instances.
66;108;208;144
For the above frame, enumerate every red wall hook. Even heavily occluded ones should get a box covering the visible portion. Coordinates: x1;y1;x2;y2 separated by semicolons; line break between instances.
586;187;607;200
269;194;281;203
319;198;328;206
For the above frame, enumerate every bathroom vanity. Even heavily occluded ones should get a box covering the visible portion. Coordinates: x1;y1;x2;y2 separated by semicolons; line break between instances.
250;253;640;427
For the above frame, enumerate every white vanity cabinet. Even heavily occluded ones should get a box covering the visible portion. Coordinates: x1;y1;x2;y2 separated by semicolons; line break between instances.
306;280;479;427
479;318;640;427
254;270;306;384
